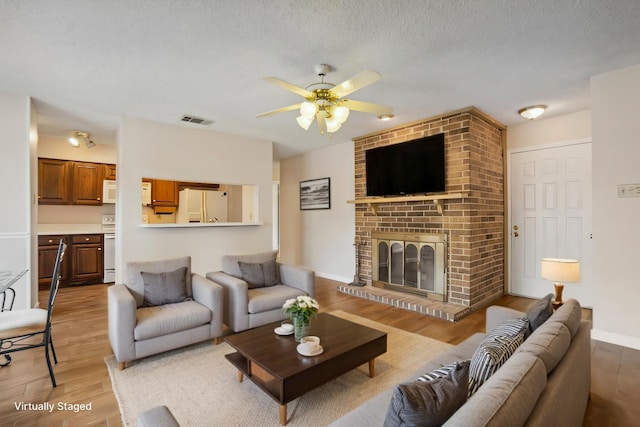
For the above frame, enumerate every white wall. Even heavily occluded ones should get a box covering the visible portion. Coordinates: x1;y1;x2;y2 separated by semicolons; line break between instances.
507;110;591;149
591;64;640;350
0;91;33;309
38;134;116;164
280;141;355;282
116;117;273;280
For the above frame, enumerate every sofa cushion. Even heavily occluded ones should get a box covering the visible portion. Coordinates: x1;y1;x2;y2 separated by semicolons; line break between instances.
135;300;211;341
549;299;582;338
525;293;554;337
127;256;192;308
445;353;547;427
141;267;189;307
468;318;528;396
515;319;571;374
221;251;277;278
384;360;470;427
247;284;305;314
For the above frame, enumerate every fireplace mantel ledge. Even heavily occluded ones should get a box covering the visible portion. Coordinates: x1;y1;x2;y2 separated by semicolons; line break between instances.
347;192;468;215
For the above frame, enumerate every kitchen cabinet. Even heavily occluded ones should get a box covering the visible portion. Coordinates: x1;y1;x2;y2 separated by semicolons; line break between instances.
152;179;178;207
104;163;117;180
38;234;103;289
70;234;103;283
72;162;103;205
38;235;70;290
38;158;72;204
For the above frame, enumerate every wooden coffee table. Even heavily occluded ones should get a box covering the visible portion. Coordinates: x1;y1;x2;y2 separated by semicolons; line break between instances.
224;312;387;425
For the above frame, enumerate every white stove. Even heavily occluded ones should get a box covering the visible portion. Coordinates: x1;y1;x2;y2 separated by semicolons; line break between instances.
102;214;116;283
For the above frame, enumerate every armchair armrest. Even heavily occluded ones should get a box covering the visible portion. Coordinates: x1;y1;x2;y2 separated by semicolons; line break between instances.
206;271;249;332
191;273;224;339
107;284;137;364
279;264;315;297
486;305;526;332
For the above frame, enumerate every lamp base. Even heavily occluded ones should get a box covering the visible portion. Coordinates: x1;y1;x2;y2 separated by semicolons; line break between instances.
553;283;564;309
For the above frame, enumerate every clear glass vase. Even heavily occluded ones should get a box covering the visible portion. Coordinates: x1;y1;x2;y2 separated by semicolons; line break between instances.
293;314;310;342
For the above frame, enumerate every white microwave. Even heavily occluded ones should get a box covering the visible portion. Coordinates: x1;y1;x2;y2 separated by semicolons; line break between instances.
103;180;117;204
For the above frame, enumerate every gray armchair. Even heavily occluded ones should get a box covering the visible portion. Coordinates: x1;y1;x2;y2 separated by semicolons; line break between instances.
108;256;223;370
206;251;315;332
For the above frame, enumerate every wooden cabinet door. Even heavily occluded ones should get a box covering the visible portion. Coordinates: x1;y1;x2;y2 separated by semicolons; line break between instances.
72;162;103;205
70;235;103;283
38;158;71;204
104;163;117;180
38;236;69;290
152;180;178;206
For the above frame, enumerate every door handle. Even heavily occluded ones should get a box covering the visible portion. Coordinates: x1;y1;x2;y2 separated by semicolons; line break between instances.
513;231;519;237
512;225;519;237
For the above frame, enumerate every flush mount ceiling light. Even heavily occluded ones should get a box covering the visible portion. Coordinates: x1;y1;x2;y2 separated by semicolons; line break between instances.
378;114;395;121
518;105;547;120
256;64;393;137
68;131;96;148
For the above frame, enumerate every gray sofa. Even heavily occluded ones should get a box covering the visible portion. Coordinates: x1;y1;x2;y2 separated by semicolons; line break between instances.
206;251;315;332
108;256;224;370
332;299;590;427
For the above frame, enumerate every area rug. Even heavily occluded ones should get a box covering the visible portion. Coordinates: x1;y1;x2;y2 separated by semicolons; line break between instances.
105;310;452;426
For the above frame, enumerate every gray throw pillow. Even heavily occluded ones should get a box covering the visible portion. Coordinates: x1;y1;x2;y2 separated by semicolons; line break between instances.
525;293;554;337
262;259;280;286
468;317;528;396
141;267;188;307
238;261;266;288
384;360;470;427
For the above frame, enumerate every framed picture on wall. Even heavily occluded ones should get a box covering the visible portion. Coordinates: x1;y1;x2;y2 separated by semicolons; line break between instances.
300;177;331;210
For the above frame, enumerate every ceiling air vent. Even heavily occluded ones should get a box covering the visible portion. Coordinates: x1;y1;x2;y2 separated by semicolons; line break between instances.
181;115;214;125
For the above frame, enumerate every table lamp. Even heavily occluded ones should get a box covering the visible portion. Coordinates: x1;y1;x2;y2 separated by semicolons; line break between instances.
541;258;580;308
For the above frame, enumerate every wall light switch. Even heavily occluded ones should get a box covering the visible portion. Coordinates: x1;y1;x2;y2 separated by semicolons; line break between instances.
617;184;640;198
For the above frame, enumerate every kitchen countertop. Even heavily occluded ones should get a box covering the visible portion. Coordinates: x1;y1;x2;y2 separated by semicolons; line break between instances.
38;224;109;235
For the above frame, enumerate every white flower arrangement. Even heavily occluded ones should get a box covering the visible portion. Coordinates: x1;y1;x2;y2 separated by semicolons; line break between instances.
282;295;320;323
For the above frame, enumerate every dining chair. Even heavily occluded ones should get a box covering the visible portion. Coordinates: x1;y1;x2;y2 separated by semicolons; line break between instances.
0;240;66;387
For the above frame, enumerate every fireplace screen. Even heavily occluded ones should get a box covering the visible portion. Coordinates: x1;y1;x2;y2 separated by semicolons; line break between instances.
372;232;447;301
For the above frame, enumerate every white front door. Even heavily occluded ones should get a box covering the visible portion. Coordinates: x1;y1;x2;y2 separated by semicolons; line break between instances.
509;142;592;307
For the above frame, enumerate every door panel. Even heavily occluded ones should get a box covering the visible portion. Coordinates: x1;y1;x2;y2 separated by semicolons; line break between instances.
510;142;592;307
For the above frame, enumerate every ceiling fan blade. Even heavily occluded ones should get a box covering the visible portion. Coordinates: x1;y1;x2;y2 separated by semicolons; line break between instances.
316;111;327;134
255;103;302;118
329;71;382;98
263;77;314;98
340;99;393;116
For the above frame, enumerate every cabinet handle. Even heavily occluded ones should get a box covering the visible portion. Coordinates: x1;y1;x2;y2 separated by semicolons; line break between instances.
97;197;101;201
98;248;102;251
48;239;53;243
85;237;90;241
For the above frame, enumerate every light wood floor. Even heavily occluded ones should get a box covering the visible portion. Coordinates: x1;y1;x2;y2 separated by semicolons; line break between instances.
0;277;637;426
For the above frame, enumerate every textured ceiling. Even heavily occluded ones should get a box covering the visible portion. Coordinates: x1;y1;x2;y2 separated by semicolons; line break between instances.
1;0;640;158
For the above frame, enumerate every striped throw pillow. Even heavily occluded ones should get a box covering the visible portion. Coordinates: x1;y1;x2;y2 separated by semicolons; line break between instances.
418;361;467;382
468;317;528;396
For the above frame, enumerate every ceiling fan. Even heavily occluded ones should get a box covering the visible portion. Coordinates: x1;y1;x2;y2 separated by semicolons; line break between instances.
256;64;393;136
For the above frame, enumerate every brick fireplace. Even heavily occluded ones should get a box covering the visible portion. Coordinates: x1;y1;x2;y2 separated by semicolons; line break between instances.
350;107;506;314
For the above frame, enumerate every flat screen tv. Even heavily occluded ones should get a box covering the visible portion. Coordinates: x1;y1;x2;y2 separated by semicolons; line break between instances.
365;133;445;197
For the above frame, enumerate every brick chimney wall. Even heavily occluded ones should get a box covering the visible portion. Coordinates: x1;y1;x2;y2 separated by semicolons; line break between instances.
353;108;506;309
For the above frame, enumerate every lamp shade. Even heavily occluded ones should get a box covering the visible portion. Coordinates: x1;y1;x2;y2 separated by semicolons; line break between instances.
541;258;580;283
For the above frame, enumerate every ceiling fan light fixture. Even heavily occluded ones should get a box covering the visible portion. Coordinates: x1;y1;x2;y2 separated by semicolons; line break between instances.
300;101;318;119
296;115;313;130
325;116;342;133
333;106;350;123
518;105;547;120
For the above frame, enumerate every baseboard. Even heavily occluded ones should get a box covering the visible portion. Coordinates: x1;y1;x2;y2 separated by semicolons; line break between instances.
316;272;351;284
591;328;640;350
